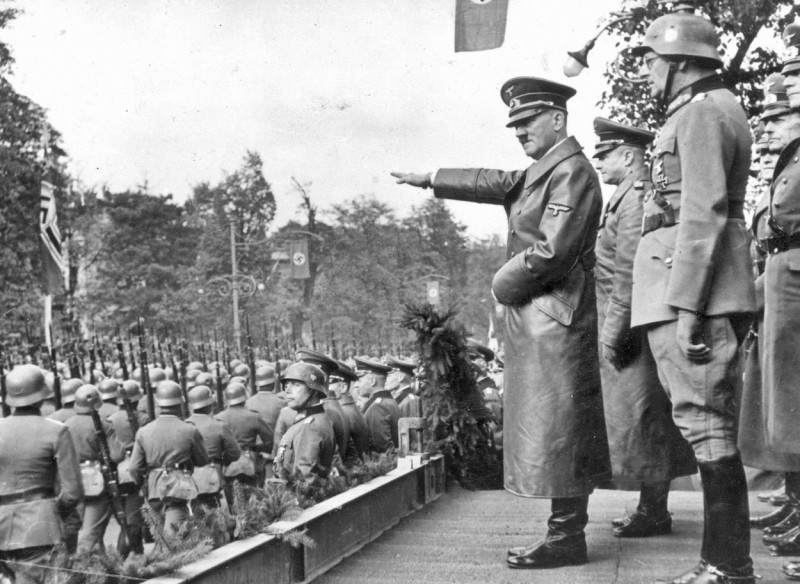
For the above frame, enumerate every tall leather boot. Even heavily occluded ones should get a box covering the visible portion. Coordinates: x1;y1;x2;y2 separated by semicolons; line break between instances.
657;455;755;584
614;480;672;537
507;496;589;569
765;472;800;556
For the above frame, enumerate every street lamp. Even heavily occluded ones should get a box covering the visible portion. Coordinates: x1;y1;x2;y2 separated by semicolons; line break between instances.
563;12;640;78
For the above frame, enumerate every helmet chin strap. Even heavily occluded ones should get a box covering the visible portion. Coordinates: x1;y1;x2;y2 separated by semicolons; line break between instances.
660;60;678;110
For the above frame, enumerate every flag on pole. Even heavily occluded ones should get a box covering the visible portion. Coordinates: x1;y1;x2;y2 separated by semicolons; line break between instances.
455;0;509;53
39;179;66;295
289;239;311;279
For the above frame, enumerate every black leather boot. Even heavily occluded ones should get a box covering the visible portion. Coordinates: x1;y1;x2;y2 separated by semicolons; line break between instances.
614;480;672;538
507;496;589;569
783;560;800;580
761;509;799;535
750;504;794;530
763;472;800;554
656;455;755;584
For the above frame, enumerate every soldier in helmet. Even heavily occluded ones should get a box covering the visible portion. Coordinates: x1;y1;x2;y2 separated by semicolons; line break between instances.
129;380;209;541
64;384;124;553
393;74;611;569
385;356;421;418
330;360;368;465
0;365;82;584
245;365;286;477
630;12;756;583
108;379;151;556
47;378;82;423
273;363;335;483
356;357;400;454
215;382;272;487
97;378;121;420
187;385;241;508
591;117;697;539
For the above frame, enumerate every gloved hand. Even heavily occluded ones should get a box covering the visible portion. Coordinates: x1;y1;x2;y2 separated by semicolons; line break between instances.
390;172;432;188
676;310;711;362
602;344;627;371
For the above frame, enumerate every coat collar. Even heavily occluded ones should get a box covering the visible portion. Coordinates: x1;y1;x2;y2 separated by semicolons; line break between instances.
523;136;584;190
665;74;725;117
606;168;648;214
360;390;393;414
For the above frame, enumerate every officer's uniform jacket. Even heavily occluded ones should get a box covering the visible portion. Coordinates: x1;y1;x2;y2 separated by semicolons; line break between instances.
339;393;369;463
274;404;335;482
393;386;421;418
0;412;83;550
323;396;351;460
64;412;125;465
432;136;611;497
245;391;286;437
129;415;209;499
272;406;298;456
215;405;273;453
187;413;241;465
48;407;76;424
631;75;755;327
595;169;697;482
361;389;400;453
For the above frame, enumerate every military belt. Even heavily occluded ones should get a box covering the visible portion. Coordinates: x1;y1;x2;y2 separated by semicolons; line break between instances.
762;233;800;255
642;198;745;236
0;487;55;505
148;463;191;472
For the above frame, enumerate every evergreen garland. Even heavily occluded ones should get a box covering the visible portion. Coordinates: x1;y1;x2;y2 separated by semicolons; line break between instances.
402;303;502;490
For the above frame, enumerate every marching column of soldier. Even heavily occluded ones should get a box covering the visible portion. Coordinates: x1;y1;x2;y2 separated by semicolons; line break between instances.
7;9;800;584
392;10;800;584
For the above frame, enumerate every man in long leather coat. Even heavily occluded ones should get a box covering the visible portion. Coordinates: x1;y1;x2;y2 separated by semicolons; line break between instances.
392;76;611;570
630;13;756;584
591;118;696;538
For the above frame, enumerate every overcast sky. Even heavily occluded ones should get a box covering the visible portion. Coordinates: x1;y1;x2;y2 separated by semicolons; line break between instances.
4;0;624;240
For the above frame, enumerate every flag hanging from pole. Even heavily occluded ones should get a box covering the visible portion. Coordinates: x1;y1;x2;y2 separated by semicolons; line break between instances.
289;239;311;279
455;0;509;53
39;179;66;295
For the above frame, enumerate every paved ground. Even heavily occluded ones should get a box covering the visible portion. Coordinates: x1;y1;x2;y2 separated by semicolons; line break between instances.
314;487;794;584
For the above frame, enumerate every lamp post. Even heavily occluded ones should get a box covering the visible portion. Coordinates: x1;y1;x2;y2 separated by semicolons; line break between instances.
563;12;639;78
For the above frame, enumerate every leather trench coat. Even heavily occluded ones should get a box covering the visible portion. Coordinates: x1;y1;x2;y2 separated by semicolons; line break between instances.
433;137;612;497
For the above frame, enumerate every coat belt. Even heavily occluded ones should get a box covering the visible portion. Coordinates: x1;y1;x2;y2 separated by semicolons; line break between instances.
0;487;55;505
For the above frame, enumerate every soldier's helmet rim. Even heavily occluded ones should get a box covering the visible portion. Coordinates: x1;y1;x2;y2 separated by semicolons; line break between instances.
5;364;49;407
631;13;722;67
281;362;327;395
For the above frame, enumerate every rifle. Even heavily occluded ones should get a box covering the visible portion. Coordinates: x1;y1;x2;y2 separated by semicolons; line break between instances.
137;318;155;418
213;331;224;411
119;383;140;436
128;337;137;373
178;339;190;417
116;327;130;381
89;407;128;548
273;320;281;362
331;323;339;360
223;340;232;374
89;340;97;384
95;335;109;377
168;341;189;418
263;321;273;361
0;344;8;417
199;328;208;372
245;315;256;395
49;333;63;410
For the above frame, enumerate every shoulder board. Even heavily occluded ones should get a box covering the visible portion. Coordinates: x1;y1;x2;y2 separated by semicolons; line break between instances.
633;180;644;190
304;417;314;425
690;92;707;104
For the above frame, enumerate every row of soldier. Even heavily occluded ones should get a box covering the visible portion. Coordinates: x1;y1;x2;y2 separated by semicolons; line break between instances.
0;343;503;584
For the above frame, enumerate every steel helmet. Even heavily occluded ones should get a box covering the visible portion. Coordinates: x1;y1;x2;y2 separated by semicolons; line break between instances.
5;364;49;407
229;358;244;370
155;380;183;407
149;367;167;384
186;361;204;372
232;363;250;378
188;385;215;411
227;375;247;388
83;370;105;384
119;379;144;403
281;362;327;395
255;365;276;388
195;372;215;388
98;378;120;401
632;13;722;67
224;383;248;406
61;378;83;405
74;384;102;414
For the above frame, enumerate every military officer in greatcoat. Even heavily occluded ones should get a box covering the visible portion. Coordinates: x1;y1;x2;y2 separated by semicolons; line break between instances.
591;118;696;538
129;381;209;541
740;74;800;537
331;359;369;465
385;356;421;418
273;363;336;483
187;385;241;509
758;26;800;573
356;357;401;454
392;76;611;570
0;365;82;584
65;384;124;553
630;12;756;583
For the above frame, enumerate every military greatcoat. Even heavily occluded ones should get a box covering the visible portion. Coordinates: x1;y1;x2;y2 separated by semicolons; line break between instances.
762;137;800;456
595;171;696;482
433;136;612;497
274;404;335;482
361;389;400;454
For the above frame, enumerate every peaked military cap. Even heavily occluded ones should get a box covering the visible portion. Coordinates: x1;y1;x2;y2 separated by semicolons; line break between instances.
500;76;576;128
354;356;392;376
385;356;416;376
782;23;800;75
295;348;337;376
332;359;359;383
466;338;495;362
592;118;655;158
761;73;792;122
